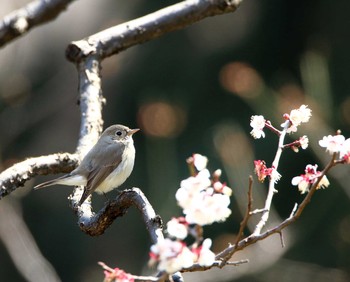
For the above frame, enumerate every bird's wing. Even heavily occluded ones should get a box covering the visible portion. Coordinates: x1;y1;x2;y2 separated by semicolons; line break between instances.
78;143;124;205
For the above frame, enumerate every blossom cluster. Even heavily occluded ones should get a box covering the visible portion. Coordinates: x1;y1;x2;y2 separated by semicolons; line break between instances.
291;133;350;193
149;237;215;274
250;104;350;195
250;105;312;186
149;154;232;274
250;104;312;139
175;154;232;225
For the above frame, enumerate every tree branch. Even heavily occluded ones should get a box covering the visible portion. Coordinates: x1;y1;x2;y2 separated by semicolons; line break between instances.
75;56;105;158
66;0;243;62
0;0;76;48
0;153;78;199
69;188;164;244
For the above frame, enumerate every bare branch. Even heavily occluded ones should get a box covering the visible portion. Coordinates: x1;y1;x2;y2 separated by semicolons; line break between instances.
234;176;253;245
0;153;78;199
69;188;164;243
0;0;76;48
66;0;243;62
182;259;249;273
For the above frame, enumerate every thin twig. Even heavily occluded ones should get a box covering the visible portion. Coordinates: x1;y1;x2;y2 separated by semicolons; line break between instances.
181;259;249;273
250;208;267;215
225;259;250;266
289;203;298;218
252;120;290;236
218;176;252;266
234;176;253;246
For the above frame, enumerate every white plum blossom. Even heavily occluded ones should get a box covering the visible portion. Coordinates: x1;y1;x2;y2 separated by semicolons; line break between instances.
149;239;194;273
176;157;232;226
319;135;346;154
149;237;217;273
166;218;188;240
289;105;312;125
319;134;350;163
291;175;310;194
299;135;309;149
282;105;312;133
176;169;211;210
250;115;266;139
184;191;231;225
193;154;208;171
291;164;330;194
195;239;216;267
213;181;232;196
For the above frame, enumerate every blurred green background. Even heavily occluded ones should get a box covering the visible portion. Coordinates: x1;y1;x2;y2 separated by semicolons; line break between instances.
0;0;350;281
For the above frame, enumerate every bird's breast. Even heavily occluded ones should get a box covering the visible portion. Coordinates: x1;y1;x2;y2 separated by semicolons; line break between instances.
95;143;136;194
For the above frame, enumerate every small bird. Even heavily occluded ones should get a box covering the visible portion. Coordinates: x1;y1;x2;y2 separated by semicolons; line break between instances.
34;124;139;206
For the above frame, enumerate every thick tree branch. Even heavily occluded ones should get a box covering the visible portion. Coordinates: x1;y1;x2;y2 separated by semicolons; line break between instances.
0;153;78;199
0;0;76;48
66;0;243;62
69;188;164;244
75;56;105;158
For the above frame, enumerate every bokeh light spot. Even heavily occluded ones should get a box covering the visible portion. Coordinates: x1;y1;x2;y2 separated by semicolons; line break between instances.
214;124;253;167
219;62;263;98
137;101;187;138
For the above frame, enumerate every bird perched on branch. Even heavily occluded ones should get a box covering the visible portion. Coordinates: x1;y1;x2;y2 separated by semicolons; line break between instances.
34;124;139;206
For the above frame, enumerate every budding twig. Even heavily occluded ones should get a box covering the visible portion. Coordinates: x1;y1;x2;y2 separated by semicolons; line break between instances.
252;120;290;236
215;152;338;262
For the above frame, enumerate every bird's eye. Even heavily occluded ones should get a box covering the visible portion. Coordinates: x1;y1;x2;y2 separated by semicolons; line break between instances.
115;130;122;136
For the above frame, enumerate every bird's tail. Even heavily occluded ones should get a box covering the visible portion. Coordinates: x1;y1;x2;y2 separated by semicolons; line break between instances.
34;174;78;190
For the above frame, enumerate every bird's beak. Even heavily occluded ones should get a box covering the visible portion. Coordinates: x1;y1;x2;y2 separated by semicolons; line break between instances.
127;128;140;136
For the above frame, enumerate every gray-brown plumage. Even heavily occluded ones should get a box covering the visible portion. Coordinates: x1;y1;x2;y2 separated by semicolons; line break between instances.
34;124;139;205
